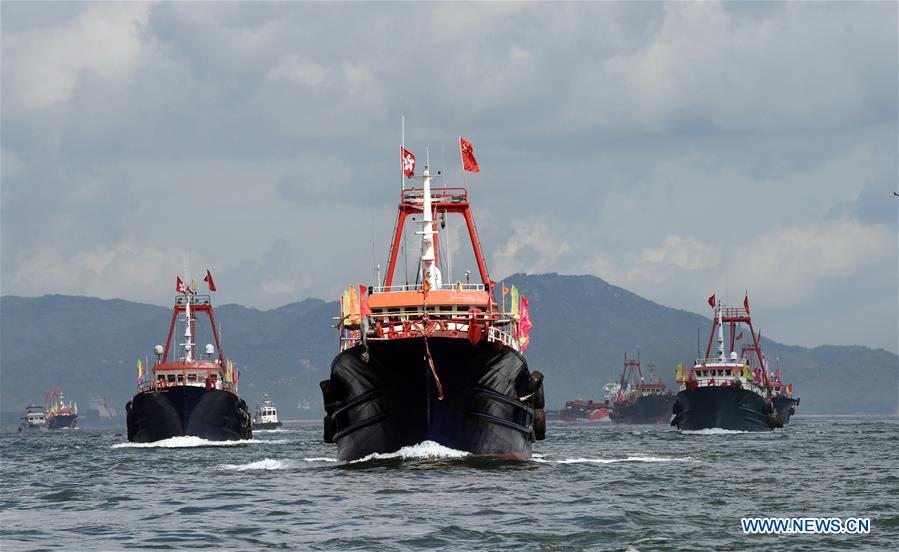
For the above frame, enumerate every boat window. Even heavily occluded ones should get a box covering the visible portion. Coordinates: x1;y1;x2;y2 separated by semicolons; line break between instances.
177;375;184;383
167;375;176;383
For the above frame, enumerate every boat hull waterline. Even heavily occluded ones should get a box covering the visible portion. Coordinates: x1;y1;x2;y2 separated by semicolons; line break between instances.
671;386;781;432
127;386;252;443
325;338;535;461
47;414;78;430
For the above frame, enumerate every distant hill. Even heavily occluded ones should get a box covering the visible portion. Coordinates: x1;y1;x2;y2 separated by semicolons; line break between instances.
1;274;896;420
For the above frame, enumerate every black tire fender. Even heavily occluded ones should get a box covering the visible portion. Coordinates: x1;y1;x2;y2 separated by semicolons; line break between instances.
534;408;546;441
323;415;335;444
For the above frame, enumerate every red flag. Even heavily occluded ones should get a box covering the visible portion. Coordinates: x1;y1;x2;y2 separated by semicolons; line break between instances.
707;294;716;308
176;277;187;294
359;285;372;316
204;270;216;292
460;137;480;173
401;147;416;178
518;295;533;352
743;293;750;314
736;331;744;340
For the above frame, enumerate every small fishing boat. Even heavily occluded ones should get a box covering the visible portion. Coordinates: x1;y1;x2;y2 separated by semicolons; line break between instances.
125;274;252;442
18;404;47;432
253;395;283;430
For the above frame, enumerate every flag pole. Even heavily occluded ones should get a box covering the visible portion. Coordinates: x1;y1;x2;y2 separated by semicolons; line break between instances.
401;116;405;193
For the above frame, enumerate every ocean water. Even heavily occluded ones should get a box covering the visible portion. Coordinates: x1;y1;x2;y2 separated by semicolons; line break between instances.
1;417;896;550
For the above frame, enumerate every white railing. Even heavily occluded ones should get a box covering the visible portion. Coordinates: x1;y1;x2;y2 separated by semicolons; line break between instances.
488;326;520;351
370;283;486;293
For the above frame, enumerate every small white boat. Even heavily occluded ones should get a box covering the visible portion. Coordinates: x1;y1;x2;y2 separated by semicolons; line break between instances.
253;394;283;430
18;404;48;432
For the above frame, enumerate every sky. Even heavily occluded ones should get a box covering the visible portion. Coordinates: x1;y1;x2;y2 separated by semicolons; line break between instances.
2;2;897;353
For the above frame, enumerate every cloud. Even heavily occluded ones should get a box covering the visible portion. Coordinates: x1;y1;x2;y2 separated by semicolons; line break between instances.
492;223;573;280
9;240;201;304
4;3;150;111
1;1;896;350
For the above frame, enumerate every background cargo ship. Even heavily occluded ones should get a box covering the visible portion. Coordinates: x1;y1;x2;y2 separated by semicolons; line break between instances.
321;138;544;461
126;274;252;442
608;354;674;424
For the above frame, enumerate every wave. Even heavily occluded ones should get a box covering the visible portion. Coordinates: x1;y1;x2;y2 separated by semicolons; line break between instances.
680;428;750;435
219;458;291;471
112;436;289;448
302;457;339;463
533;455;695;464
351;440;469;463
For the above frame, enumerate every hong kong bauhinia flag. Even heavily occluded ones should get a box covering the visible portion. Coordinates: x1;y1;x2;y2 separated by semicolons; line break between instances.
401;147;416;178
176;276;187;294
460;137;480;172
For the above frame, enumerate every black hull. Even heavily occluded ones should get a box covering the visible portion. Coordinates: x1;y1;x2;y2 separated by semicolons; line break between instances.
324;338;536;461
773;395;800;424
671;387;781;431
126;387;252;442
47;414;78;430
610;395;674;424
253;421;283;430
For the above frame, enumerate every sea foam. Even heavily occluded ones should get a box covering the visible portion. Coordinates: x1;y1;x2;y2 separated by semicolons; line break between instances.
352;440;469;463
533;455;695;464
112;436;289;449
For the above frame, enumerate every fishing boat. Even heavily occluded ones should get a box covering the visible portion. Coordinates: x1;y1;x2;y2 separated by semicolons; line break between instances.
320;138;545;461
609;354;675;424
45;388;78;429
253;394;283;430
767;362;800;424
125;274;252;442
18;404;47;432
671;294;782;431
559;399;612;422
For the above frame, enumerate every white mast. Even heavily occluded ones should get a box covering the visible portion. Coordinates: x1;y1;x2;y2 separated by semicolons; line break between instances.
182;286;194;362
417;165;442;289
717;302;725;361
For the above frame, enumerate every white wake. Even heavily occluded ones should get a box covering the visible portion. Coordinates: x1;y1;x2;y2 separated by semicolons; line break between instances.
533;455;695;464
680;428;750;435
112;436;289;448
352;440;469;463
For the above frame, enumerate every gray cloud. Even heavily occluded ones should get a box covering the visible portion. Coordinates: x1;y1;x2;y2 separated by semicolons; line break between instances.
2;1;896;351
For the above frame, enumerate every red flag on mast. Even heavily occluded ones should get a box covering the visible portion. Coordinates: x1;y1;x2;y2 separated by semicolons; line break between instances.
460;137;480;173
176;277;187;294
401;147;416;178
707;294;716;308
204;270;216;292
743;293;750;314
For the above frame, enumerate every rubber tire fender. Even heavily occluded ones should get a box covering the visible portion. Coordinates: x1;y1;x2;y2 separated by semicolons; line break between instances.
323;414;336;444
534;408;546;441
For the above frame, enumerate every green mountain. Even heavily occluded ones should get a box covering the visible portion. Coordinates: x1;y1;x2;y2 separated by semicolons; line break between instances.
1;274;896;418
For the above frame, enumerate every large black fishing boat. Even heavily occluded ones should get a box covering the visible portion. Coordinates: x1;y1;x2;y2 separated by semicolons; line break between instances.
671;295;782;431
609;354;674;424
320;138;545;461
126;274;252;442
